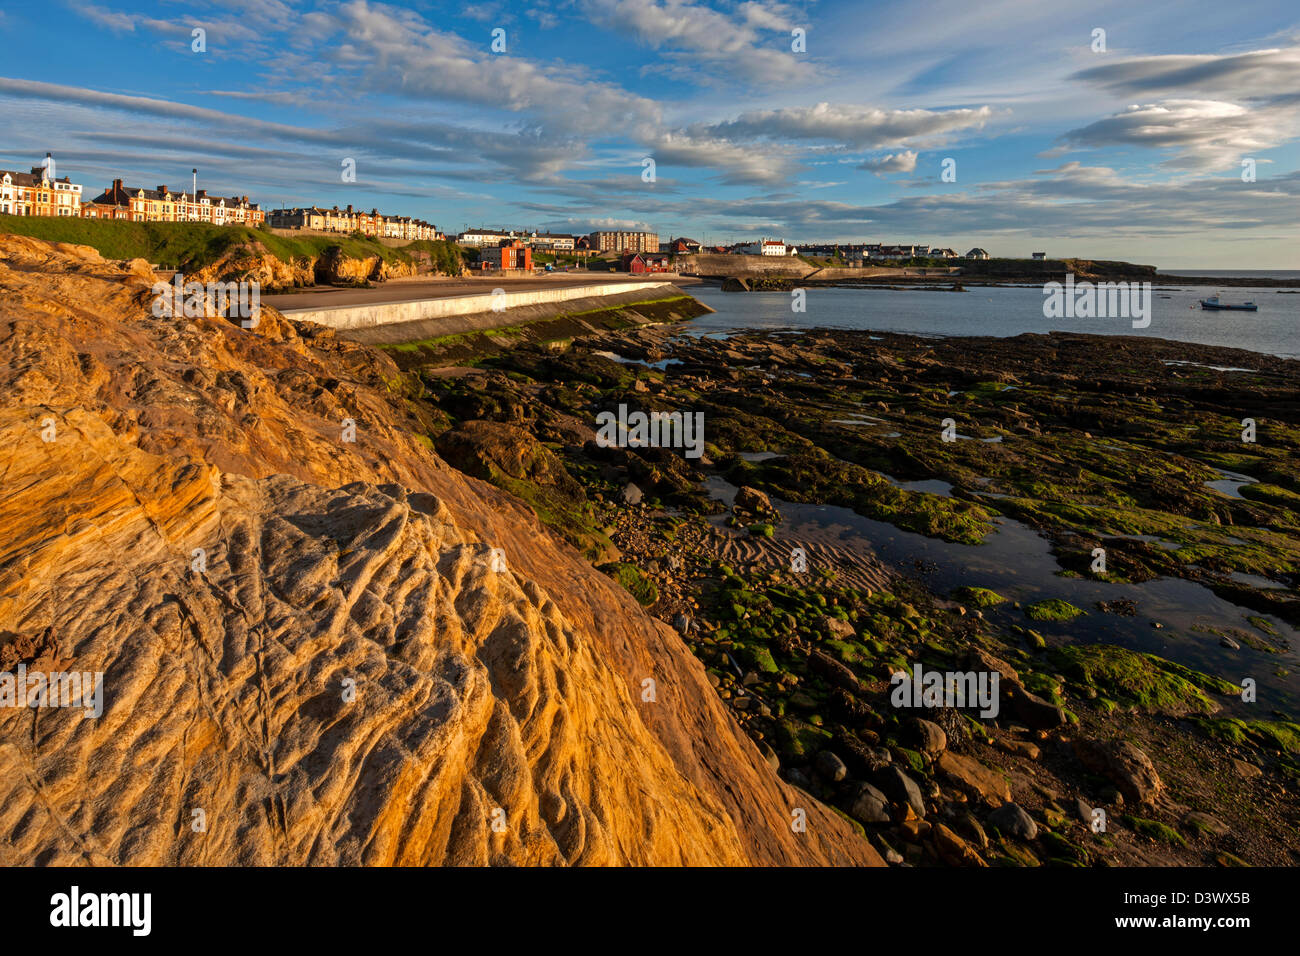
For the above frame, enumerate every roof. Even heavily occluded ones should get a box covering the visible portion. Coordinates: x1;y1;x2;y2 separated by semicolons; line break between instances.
2;168;73;187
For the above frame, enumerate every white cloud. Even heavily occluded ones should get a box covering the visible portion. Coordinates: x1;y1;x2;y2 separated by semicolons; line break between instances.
1063;98;1300;170
859;150;918;175
700;103;993;149
1065;45;1300;169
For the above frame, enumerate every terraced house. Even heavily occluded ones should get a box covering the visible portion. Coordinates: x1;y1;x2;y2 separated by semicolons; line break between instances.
87;178;264;225
0;156;82;217
268;204;439;240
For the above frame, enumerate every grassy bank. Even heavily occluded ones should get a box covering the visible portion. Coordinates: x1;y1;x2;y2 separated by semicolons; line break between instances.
0;215;464;273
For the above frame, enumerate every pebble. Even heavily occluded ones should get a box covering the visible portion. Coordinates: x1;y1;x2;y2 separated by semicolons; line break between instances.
1232;758;1263;779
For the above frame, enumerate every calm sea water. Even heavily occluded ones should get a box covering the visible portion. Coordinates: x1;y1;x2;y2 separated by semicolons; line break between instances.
686;276;1300;359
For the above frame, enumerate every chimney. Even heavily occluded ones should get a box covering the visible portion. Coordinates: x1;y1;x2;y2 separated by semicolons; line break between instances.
158;185;167;195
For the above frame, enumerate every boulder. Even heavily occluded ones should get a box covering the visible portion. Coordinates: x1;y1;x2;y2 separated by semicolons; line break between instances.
849;783;892;825
938;751;1011;805
873;765;926;819
987;802;1038;841
734;484;777;517
911;718;947;757
1073;738;1164;807
815;750;848;783
933;823;987;866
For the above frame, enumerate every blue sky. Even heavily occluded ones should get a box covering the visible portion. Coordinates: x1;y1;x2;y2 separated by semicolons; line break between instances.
1;0;1298;267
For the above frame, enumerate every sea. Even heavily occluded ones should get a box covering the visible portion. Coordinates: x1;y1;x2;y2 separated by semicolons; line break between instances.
684;271;1300;359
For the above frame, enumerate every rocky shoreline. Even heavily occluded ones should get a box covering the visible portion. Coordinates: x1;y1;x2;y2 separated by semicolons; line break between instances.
412;320;1300;866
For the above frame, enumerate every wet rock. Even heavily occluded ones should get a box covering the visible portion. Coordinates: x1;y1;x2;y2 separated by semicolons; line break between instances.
874;765;926;819
987;802;1038;841
815;750;848;783
911;717;948;757
1075;797;1095;823
734;485;778;518
810;648;862;694
1219;636;1240;650
1182;810;1229;836
1231;758;1263;779
829;688;879;728
997;738;1041;760
958;812;989;850
933;822;987;866
1004;683;1066;730
821;616;857;640
1073;738;1163;806
849;783;892;825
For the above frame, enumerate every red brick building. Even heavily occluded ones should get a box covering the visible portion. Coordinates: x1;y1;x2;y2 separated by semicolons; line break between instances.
479;239;532;271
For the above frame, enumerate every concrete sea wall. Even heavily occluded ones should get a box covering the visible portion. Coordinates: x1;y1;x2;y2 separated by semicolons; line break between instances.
279;281;696;345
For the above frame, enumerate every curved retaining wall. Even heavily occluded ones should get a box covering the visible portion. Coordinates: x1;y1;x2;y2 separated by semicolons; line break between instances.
279;281;680;332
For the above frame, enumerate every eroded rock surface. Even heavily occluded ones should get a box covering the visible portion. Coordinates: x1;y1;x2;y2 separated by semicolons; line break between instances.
0;236;881;866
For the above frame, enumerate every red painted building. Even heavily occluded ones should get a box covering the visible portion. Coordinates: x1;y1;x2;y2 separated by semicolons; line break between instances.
622;252;671;273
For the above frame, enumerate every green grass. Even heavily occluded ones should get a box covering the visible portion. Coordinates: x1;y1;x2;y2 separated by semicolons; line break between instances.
0;214;464;273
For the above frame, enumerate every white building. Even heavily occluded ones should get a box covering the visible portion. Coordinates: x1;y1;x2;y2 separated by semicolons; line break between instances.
738;238;788;256
457;228;513;247
532;232;576;251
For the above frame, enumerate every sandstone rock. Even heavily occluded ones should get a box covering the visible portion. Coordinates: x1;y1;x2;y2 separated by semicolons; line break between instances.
0;236;882;867
734;485;777;518
821;616;856;640
938;752;1011;805
933;823;987;866
1073;739;1164;807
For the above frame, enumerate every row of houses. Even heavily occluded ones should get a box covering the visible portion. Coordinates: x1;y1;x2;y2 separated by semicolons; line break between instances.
0;156;81;217
268;205;440;241
87;178;264;226
456;229;663;255
0;156;267;226
795;242;990;260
